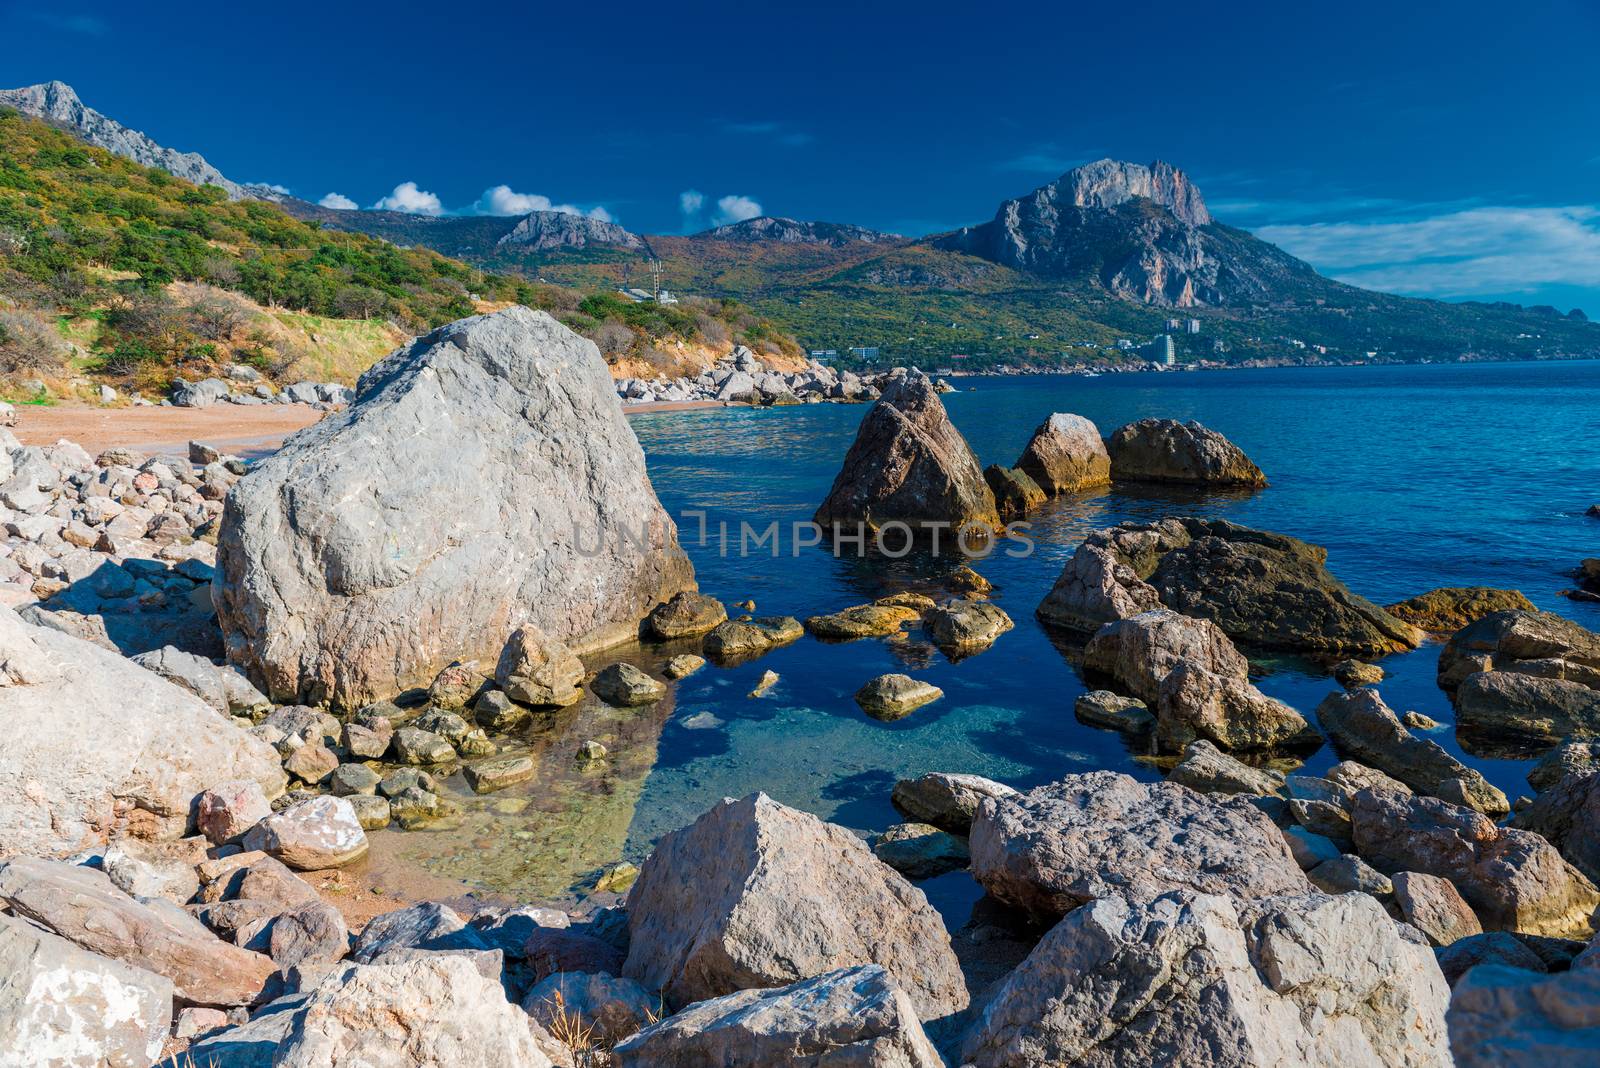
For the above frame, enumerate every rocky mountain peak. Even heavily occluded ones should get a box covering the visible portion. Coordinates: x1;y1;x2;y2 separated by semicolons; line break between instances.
701;217;899;247
1058;159;1211;227
495;210;645;252
0;80;281;202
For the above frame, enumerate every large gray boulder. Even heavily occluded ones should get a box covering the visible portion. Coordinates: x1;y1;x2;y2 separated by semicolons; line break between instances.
0;857;276;1007
1349;788;1600;938
813;372;999;538
1315;688;1508;815
1014;412;1111;494
0;604;284;855
1448;964;1600;1067
959;890;1450;1068
613;965;944;1068
215;307;695;708
968;771;1309;922
1105;418;1267;487
273;956;568;1068
0;912;173;1068
623;793;968;1020
1511;771;1600;887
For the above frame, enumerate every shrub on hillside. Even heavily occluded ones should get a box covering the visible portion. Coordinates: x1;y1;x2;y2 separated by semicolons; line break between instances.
0;308;66;376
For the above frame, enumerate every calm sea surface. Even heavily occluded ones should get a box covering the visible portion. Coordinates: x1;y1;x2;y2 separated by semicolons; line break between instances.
371;360;1600;916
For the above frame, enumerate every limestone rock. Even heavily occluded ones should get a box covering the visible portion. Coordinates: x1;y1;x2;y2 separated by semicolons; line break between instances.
1436;933;1547;987
968;771;1309;922
923;598;1013;655
1393;871;1482;946
1436;609;1600;691
426;660;486;710
1386;586;1536;633
1015;412;1111;494
197;779;274;845
1448;964;1600;1066
0;604;284;856
959;890;1449;1068
390;726;456;765
1308;854;1392;896
591;662;667;707
267;901;350;970
101;837;203;903
645;591;728;640
1034;520;1184;632
350;902;493;965
1349;788;1600;937
474;689;531;732
1316;688;1508;814
662;654;705;679
813;372;999;537
613;965;943;1068
495;624;585;708
1073;690;1153;733
983;464;1046;519
274;956;567;1068
0;912;172;1068
1529;741;1600;792
215;307;695;708
463;755;536;794
622;793;968;1019
1333;658;1385;688
890;772;1016;834
1105;418;1266;487
805;601;921;640
0;857;274;1006
1455;670;1600;746
242;796;368;870
1168;739;1284;795
872;822;970;879
702;616;802;662
855;673;943;720
1511;771;1600;887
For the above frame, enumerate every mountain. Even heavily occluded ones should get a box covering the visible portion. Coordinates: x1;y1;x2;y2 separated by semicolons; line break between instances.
0;81;283;201
497;211;646;252
280;202;647;261
939;159;1319;307
697;217;900;247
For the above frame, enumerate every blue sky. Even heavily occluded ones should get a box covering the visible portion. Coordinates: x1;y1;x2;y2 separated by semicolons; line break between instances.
6;0;1600;312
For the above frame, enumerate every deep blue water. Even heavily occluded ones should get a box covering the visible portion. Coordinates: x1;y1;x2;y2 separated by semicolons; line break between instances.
376;360;1600;909
621;361;1600;856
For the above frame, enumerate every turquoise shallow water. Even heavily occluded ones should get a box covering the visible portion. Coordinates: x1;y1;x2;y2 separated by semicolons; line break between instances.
375;360;1600;910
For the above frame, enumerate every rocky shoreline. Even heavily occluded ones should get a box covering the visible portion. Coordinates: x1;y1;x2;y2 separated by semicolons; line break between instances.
3;306;1600;1066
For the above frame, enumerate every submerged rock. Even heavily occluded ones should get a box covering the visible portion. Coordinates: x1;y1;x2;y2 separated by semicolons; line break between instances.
1316;688;1508;815
872;822;969;879
591;662;667;707
645;591;728;640
969;771;1309;922
702;616;802;662
813;371;999;537
890;772;1016;834
959;890;1448;1068
1073;689;1153;733
623;792;968;1019
1104;418;1267;487
215;307;695;708
0;604;284;855
805;601;922;640
924;598;1013;655
613;965;943;1068
1386;586;1536;633
1014;412;1111;494
855;673;943;720
983;464;1046;519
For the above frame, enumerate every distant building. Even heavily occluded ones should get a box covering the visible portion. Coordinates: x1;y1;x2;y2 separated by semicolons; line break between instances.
1185;318;1201;334
1154;334;1176;366
1115;339;1135;350
1165;318;1183;331
849;346;880;361
809;349;838;359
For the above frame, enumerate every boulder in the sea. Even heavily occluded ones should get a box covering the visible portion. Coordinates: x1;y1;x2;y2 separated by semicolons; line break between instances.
590;662;666;707
872;822;970;879
1436;609;1600;690
215;307;695;708
0;604;284;855
1349;787;1600;938
622;792;968;1019
983;464;1046;519
0;912;173;1068
1034;519;1184;632
1104;418;1267;487
1386;586;1537;633
855;673;943;720
812;371;1000;537
1455;670;1600;747
805;601;921;640
662;653;705;679
1014;412;1111;494
702;616;802;662
1332;658;1385;688
644;591;728;640
1167;739;1284;796
1073;690;1154;733
1315;688;1509;814
613;965;943;1068
959;889;1449;1068
0;857;275;1007
494;624;585;708
890;772;1016;834
968;771;1309;922
924;598;1013;655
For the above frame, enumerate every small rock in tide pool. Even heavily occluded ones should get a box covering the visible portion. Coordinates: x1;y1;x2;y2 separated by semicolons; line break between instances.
591;663;667;707
663;654;706;679
735;599;756;611
1074;691;1153;733
681;712;724;730
1332;659;1385;688
748;670;779;697
463;755;536;794
873;822;970;879
1404;710;1441;730
856;674;943;720
577;740;609;762
945;565;993;596
594;862;639;894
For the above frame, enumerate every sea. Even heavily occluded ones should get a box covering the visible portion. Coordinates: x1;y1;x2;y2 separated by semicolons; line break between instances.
368;359;1600;921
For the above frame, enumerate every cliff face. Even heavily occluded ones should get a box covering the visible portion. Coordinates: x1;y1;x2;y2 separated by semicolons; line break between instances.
0;81;280;202
939;159;1316;308
495;210;646;252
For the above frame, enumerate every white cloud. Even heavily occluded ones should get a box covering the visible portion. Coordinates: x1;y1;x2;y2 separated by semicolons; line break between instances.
1257;205;1600;299
475;185;612;222
318;192;358;210
679;189;705;216
713;194;763;226
372;181;444;215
